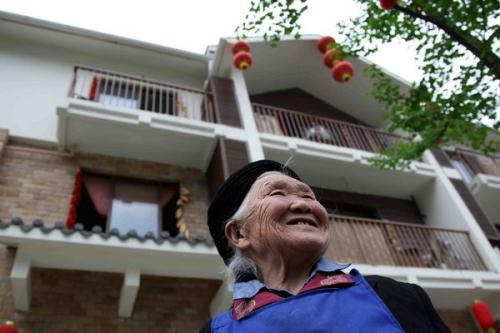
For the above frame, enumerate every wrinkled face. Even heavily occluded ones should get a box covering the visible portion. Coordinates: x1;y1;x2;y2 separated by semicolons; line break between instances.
241;173;330;259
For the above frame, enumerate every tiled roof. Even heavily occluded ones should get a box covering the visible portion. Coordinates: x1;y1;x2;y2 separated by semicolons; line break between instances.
0;217;214;247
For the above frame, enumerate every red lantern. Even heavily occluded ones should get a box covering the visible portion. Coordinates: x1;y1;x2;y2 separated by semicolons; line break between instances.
231;41;251;54
471;300;496;331
332;61;354;82
0;321;19;333
323;48;342;68
233;51;253;70
317;36;336;54
380;0;397;10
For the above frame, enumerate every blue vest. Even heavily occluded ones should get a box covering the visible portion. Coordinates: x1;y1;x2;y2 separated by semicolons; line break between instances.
211;270;405;333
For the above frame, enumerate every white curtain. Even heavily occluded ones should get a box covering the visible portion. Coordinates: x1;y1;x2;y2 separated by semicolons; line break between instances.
73;68;96;100
176;91;203;120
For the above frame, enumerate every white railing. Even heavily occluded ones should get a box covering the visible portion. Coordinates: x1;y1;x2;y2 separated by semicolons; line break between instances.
70;66;216;123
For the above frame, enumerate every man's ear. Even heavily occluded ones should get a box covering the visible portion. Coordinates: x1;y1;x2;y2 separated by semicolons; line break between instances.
225;220;251;251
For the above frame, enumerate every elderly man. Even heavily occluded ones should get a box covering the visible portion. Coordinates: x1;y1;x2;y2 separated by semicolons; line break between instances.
201;160;450;333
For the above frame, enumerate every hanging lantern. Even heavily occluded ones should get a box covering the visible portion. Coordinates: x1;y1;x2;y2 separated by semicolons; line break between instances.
380;0;397;10
471;300;496;332
332;61;354;82
323;48;342;68
231;40;251;54
233;51;253;70
0;321;19;333
317;36;336;54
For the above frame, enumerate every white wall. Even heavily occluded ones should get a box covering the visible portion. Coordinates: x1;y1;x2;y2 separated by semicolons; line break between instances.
415;179;469;231
0;35;206;143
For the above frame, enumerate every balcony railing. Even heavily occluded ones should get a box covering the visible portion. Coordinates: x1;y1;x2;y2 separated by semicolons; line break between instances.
453;148;500;178
70;66;216;123
326;215;486;271
253;103;407;153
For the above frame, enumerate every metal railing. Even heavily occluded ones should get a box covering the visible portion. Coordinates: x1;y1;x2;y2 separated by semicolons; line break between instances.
252;103;407;153
325;214;486;271
69;66;216;123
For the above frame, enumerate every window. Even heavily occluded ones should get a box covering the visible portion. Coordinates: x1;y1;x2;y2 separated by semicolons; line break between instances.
75;172;179;237
450;159;473;184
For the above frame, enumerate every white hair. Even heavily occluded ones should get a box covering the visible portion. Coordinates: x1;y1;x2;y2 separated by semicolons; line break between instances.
225;171;285;282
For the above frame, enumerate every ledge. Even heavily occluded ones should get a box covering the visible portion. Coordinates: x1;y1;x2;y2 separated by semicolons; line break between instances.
57;99;219;170
260;134;436;198
0;218;222;280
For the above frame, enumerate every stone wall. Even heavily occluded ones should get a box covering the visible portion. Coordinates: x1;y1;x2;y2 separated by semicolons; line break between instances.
0;246;219;333
0;142;211;238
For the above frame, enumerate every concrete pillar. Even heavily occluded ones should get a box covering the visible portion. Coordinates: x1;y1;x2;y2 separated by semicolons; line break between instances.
229;68;265;161
10;247;31;311
424;150;500;273
118;268;140;317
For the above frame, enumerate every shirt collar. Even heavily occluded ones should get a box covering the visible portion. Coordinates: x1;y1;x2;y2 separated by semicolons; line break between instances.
232;258;350;300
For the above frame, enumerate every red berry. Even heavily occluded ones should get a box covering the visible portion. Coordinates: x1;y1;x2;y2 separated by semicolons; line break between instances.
380;0;397;10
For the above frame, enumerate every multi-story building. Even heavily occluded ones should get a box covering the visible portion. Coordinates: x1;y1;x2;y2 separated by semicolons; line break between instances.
0;10;499;332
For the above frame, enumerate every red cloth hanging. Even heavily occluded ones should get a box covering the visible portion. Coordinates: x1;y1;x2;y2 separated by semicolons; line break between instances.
84;176;113;216
159;185;178;206
89;77;98;101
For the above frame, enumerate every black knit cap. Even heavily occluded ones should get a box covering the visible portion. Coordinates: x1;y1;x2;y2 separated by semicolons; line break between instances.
207;159;301;264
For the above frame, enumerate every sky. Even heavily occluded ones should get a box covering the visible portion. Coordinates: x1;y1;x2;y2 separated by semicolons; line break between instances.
0;0;422;83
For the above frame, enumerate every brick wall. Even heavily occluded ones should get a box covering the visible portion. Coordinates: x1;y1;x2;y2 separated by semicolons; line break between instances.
0;143;211;238
0;245;479;333
0;246;219;333
438;309;479;333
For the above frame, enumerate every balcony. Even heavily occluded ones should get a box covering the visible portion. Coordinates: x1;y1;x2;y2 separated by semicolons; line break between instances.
253;103;407;153
450;149;500;225
326;215;486;271
252;103;435;198
58;66;220;169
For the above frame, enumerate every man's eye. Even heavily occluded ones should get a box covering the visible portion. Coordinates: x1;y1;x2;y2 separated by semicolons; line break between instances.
270;191;285;196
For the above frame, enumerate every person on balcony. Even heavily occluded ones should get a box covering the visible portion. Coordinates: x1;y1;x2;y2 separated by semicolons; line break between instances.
200;160;450;333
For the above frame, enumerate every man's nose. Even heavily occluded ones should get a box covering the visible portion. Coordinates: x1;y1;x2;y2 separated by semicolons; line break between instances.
289;198;312;213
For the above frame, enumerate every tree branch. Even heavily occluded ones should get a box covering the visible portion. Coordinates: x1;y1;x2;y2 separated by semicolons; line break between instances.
486;26;500;47
395;4;500;80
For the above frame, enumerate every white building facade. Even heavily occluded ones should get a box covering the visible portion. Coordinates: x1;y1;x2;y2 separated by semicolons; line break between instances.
0;11;499;332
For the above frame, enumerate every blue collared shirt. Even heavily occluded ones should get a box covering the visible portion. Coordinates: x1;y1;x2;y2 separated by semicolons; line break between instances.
233;258;350;300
